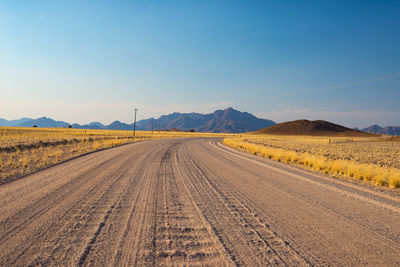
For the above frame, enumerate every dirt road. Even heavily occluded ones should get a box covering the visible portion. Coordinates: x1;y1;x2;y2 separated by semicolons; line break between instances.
1;138;399;266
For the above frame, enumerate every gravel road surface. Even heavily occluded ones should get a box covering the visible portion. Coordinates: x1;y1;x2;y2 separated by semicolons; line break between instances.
1;138;399;266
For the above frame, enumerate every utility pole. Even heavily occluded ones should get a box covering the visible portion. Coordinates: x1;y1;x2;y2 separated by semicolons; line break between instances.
151;119;154;134
133;108;138;137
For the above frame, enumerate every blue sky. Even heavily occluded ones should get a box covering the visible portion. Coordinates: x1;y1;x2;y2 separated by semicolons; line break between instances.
1;0;399;128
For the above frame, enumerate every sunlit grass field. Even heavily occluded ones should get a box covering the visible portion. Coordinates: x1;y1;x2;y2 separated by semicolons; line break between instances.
4;126;399;189
0;127;235;182
224;135;400;188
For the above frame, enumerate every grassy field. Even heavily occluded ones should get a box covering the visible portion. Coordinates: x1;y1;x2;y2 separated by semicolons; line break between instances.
224;135;400;188
0;127;234;182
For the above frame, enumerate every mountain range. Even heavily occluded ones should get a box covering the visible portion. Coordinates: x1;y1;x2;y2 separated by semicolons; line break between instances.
361;125;400;136
0;108;275;133
2;108;399;135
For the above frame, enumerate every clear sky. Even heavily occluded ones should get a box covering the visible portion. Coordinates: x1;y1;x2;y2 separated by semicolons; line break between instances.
1;0;399;128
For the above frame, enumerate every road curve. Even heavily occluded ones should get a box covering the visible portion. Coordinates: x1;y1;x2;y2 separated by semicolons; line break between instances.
0;138;399;266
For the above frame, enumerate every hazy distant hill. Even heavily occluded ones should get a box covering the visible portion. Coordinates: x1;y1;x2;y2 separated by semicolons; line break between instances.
256;119;374;136
16;117;70;128
71;122;106;130
136;108;275;133
362;124;400;136
106;121;132;130
0;118;33;127
380;126;400;135
362;124;383;134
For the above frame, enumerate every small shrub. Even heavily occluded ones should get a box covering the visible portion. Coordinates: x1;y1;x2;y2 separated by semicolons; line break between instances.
375;176;386;186
389;173;400;188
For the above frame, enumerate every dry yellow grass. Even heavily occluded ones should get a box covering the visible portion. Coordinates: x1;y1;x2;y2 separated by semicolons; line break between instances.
223;135;400;188
0;127;235;182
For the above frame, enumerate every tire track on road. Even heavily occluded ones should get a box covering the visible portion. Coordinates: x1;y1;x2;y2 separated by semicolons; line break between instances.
149;143;232;266
4;149;140;266
177;142;308;266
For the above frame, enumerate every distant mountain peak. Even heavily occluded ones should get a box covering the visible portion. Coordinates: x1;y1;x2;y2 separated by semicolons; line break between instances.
16;117;69;128
362;124;400;136
135;108;275;133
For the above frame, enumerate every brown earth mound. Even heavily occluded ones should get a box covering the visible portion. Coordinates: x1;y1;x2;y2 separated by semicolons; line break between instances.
255;119;376;136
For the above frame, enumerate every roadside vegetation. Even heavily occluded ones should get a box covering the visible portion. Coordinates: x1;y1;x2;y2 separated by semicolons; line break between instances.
0;127;234;182
223;135;400;188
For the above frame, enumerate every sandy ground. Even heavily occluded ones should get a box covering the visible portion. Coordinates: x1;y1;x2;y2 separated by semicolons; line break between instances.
0;138;399;266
